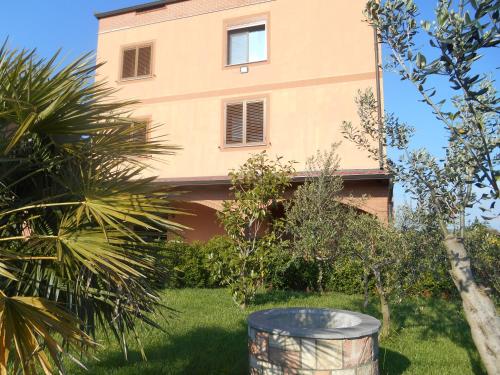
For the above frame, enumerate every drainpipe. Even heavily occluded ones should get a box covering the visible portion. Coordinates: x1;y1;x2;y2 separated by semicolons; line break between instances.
373;25;393;222
373;26;384;170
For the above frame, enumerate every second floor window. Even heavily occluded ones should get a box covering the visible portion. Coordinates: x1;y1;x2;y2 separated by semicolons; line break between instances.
225;99;266;146
227;23;267;65
121;44;153;80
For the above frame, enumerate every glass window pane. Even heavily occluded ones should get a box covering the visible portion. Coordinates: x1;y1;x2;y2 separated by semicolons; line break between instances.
228;31;248;65
249;26;267;62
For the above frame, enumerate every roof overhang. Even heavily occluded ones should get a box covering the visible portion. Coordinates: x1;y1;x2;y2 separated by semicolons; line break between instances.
95;0;189;20
156;169;392;187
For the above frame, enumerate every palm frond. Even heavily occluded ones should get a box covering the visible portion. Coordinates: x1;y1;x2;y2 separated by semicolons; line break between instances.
0;43;186;372
0;292;96;375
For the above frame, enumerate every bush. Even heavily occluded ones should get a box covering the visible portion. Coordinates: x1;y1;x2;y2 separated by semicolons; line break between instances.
157;241;212;288
203;236;236;287
404;252;455;298
466;223;500;302
157;236;234;289
264;253;321;292
155;234;461;300
326;257;368;295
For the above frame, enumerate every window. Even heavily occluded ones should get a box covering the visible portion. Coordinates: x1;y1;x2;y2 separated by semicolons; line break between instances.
121;44;153;80
225;99;266;146
227;23;267;65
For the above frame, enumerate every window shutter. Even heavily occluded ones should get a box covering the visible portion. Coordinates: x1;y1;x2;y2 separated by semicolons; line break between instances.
226;103;244;144
246;100;264;143
122;49;137;79
137;46;152;76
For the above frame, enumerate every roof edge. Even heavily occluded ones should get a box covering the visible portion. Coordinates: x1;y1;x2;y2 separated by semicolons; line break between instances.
156;169;392;187
95;0;188;20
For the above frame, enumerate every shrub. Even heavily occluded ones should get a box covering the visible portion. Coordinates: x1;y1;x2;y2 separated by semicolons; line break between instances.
326;257;369;295
157;236;237;289
157;241;212;288
466;223;500;302
204;236;237;287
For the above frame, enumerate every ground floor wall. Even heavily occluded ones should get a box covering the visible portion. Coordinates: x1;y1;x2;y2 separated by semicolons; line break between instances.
168;178;391;243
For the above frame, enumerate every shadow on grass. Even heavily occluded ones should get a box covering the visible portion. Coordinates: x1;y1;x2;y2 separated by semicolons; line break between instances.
396;298;484;375
74;291;483;375
358;296;485;375
254;291;483;374
80;326;249;375
378;347;411;375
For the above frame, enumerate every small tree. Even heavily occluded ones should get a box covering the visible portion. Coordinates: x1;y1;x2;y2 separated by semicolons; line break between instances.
341;211;412;338
217;152;294;308
285;146;346;292
342;1;499;371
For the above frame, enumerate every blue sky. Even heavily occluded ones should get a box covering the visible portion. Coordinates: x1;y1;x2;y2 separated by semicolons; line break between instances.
1;1;498;227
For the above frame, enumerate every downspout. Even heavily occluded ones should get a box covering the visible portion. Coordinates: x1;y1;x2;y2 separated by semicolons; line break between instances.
373;25;394;222
373;26;384;170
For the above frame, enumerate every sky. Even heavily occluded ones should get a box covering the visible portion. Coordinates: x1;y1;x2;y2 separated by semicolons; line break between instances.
1;1;498;227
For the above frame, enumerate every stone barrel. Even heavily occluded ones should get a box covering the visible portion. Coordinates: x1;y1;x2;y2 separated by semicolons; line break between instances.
248;308;380;375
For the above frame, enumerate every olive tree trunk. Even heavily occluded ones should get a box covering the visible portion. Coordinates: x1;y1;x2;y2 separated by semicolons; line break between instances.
444;235;500;375
363;270;370;310
373;268;390;338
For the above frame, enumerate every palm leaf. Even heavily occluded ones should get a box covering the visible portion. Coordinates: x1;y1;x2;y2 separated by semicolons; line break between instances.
0;43;188;372
0;292;96;375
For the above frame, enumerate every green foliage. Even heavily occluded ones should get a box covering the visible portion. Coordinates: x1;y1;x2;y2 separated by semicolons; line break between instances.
155;231;458;299
340;210;417;337
344;0;499;361
157;241;212;289
202;235;237;286
395;205;456;297
326;257;370;295
363;0;499;222
216;152;295;308
0;45;184;373
285;146;347;291
466;222;500;301
266;255;319;292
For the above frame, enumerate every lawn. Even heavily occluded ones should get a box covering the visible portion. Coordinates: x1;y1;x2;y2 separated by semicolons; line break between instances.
68;289;484;375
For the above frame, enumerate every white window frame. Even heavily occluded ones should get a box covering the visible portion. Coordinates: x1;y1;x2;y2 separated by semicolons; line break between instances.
226;21;268;66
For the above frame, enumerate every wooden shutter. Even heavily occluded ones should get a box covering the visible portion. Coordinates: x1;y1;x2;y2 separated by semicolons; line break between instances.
137;46;152;77
122;48;137;79
226;103;244;144
246;100;264;143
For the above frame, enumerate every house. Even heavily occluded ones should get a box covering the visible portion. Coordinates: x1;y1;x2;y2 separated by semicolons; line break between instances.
95;0;392;242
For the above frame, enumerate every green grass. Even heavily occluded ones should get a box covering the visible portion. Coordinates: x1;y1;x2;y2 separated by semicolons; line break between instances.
68;289;484;375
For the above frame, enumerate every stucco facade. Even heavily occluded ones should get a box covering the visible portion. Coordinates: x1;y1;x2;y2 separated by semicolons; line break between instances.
95;0;392;242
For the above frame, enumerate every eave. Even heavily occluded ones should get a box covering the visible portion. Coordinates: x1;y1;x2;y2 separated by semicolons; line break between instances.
156;169;391;187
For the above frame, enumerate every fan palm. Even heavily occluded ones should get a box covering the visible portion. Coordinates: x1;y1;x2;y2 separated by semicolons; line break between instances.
0;44;185;374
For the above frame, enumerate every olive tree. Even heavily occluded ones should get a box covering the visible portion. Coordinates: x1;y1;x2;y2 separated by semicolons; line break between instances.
285;147;416;336
341;211;413;338
217;152;295;308
285;146;347;292
342;1;499;371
